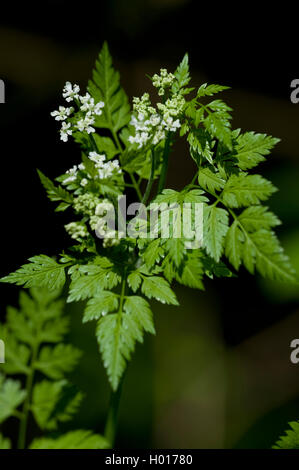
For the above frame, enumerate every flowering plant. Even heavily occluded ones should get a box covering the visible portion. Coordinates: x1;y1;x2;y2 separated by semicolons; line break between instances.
1;42;296;446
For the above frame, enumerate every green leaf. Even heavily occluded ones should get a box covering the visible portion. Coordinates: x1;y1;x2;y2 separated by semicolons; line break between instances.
0;374;27;423
127;271;142;292
143;238;164;270
0;433;11;449
35;344;82;380
203;206;229;262
197;83;230;98
30;430;110;449
238;206;281;231
124;296;155;335
197;167;225;194
203;111;232;149
234;132;280;170
173;53;190;90
96;295;155;390
273;420;299;449
67;263;121;302
32;380;83;430
176;252;204;289
224;220;243;270
1;255;66;291
221;174;277;208
164;238;186;268
37;170;73;204
88;42;131;132
93;135;119;159
225;215;297;282
141;276;178;305
83;292;119;322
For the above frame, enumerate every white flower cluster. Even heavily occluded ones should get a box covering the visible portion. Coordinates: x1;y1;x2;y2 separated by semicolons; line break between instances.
51;82;105;142
91;200;124;248
65;198;124;248
64;221;89;241
152;68;175;96
128;80;185;149
62;152;121;187
88;152;122;180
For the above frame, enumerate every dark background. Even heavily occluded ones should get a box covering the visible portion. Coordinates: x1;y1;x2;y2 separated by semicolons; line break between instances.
0;0;299;448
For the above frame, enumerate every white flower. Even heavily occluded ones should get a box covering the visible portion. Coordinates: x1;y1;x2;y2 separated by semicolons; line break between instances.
62;81;80;102
62;165;77;184
94;101;105;116
78;163;85;170
98;160;122;179
80;178;88;187
50;106;73;121
162;117;181;132
88;152;106;166
76;115;95;134
60;122;72;142
80;93;105;116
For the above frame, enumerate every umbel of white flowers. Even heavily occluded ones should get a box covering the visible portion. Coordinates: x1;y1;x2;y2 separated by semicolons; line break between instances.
128;69;184;148
62;152;122;186
50;82;105;142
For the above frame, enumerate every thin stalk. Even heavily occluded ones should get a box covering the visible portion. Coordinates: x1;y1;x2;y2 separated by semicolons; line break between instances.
142;150;156;206
157;133;171;195
130;172;143;201
104;377;124;447
18;342;38;449
104;275;127;447
110;127;142;201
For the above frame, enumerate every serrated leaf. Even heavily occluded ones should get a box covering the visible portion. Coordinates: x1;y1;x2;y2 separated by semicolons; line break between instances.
176;252;204;289
88;42;130;132
173;53;190;90
141;276;178;305
83;292;119;322
164;238;185;268
96;294;155;390
32;380;83;430
197;83;230;98
37;170;73;204
30;430;109;449
124;296;155;334
127;271;142;292
93;135;119;159
235;132;280;170
1;255;66;291
221;174;277;208
67;263;121;302
197;167;225;194
0;375;27;423
203;206;229;262
35;344;82;380
224;220;244;270
273;420;299;449
143;238;164;270
238;206;281;231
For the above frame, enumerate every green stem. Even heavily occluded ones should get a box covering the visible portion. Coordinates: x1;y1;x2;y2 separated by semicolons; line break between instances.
130;172;143;201
104;377;124;447
104;275;127;447
18;342;39;449
157;133;171;195
142;150;156;206
110;127;142;201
